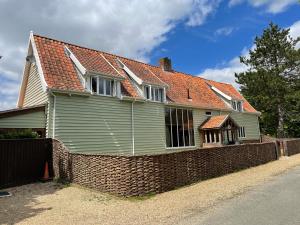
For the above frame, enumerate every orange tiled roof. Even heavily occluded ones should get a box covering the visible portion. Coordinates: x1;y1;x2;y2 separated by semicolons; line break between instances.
32;34;258;113
200;115;229;129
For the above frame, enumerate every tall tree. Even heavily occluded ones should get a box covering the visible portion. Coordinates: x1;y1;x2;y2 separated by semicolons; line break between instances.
235;23;300;138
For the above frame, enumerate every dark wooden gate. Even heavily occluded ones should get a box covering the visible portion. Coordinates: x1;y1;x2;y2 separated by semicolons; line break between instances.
0;138;53;189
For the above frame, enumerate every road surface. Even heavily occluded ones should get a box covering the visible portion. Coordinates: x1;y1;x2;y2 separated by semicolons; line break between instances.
179;166;300;225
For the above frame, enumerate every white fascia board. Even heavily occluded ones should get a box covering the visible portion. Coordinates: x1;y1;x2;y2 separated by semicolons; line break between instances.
17;35;32;107
117;59;143;85
219;114;230;127
30;31;47;92
64;46;87;75
100;54;125;78
211;86;232;101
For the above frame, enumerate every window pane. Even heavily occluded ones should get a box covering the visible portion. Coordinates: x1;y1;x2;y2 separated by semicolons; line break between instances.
99;78;104;94
91;77;97;93
171;108;178;147
211;131;215;142
144;86;150;99
106;80;111;95
155;89;159;101
151;88;155;101
188;110;195;146
183;110;189;146
165;108;172;147
159;89;164;102
177;109;184;147
207;131;211;143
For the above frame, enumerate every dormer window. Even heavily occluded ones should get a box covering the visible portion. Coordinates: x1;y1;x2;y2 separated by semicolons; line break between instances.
90;76;114;96
232;100;243;112
144;85;164;102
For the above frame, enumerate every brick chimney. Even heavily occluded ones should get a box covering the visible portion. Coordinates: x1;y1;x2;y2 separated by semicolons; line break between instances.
159;57;172;71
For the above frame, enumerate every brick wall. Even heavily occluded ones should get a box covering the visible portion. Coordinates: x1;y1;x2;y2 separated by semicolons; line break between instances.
53;140;277;196
284;139;300;156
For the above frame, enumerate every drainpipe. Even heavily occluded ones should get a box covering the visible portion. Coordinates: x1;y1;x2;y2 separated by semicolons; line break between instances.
131;100;135;155
50;92;56;138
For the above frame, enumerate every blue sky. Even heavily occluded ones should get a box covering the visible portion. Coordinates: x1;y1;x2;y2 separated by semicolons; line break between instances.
151;1;300;74
0;0;300;110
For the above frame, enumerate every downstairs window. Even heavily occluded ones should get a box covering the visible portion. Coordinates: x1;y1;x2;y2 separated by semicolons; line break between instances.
165;107;195;148
238;126;246;138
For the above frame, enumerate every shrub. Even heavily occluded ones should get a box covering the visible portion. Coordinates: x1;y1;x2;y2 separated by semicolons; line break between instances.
0;129;39;139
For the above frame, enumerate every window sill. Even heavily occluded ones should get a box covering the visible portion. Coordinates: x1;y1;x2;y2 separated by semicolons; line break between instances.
145;99;165;103
166;146;197;150
91;92;115;98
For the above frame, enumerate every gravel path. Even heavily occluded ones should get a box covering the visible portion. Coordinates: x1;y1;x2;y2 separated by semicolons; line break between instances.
1;155;300;225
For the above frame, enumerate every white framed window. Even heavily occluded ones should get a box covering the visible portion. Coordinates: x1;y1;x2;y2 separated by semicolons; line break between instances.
238;126;246;138
144;85;164;102
165;107;195;148
90;76;114;96
232;100;243;112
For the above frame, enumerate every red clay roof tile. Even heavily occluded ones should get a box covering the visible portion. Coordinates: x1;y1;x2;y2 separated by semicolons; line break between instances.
200;115;229;129
32;34;258;113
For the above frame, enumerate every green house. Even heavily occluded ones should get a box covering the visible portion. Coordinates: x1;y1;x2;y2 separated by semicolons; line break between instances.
0;32;261;155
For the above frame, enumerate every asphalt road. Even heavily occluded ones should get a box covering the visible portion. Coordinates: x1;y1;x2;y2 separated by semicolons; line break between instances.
179;166;300;225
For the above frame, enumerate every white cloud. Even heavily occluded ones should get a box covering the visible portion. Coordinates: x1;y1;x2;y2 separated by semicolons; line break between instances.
215;27;234;36
199;56;247;88
198;20;300;87
186;0;221;26
228;0;298;13
228;0;244;7
0;0;221;110
289;20;300;49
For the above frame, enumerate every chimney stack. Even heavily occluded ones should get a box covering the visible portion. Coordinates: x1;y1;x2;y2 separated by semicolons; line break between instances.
159;57;172;71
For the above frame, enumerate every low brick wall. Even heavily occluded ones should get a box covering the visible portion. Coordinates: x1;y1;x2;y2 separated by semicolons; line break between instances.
284;139;300;156
53;140;277;196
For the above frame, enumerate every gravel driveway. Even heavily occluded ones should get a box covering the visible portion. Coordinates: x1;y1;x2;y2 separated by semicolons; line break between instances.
1;154;300;225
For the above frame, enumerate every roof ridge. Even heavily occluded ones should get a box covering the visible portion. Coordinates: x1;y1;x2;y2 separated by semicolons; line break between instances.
33;33;235;87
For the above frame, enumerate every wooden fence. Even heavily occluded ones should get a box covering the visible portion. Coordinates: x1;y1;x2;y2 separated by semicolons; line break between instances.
0;138;53;189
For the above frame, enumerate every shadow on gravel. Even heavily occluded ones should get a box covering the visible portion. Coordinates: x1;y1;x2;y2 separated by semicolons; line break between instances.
0;182;65;224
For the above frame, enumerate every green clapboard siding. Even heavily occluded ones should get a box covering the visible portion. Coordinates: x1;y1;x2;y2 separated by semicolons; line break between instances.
133;101;166;154
230;112;260;140
193;109;224;147
0;111;46;128
23;63;48;107
54;95;132;155
48;93;260;154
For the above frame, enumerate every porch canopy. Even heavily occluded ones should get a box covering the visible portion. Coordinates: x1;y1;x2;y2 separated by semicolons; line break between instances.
199;115;240;146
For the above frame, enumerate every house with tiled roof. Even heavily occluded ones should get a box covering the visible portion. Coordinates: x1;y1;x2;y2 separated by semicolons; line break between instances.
0;32;261;154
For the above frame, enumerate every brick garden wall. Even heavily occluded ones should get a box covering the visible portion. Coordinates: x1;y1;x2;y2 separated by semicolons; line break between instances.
284;139;300;156
53;140;277;196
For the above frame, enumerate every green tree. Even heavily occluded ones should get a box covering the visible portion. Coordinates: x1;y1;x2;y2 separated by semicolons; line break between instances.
235;23;300;138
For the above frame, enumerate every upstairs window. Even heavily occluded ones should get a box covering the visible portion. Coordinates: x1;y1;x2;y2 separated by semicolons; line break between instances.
144;86;150;99
91;76;114;96
237;101;242;112
232;100;243;112
144;85;164;102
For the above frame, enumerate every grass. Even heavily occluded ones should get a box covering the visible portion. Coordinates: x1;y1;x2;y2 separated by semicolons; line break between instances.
126;192;157;201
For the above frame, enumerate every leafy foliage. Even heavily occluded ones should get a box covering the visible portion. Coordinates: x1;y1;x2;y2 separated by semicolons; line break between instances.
0;129;39;139
235;23;300;138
